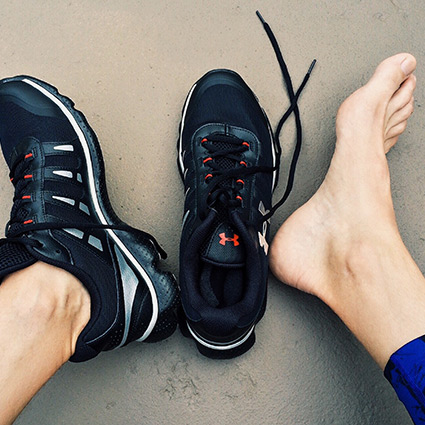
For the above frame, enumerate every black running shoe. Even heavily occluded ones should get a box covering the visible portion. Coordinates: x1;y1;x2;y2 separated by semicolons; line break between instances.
177;12;315;359
0;76;179;362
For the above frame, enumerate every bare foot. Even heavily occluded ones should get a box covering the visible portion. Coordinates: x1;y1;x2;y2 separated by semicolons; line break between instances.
270;53;416;303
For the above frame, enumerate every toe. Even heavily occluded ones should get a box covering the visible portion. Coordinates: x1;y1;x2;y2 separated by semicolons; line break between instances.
386;96;414;133
386;75;416;119
386;119;408;140
367;53;416;96
384;135;399;153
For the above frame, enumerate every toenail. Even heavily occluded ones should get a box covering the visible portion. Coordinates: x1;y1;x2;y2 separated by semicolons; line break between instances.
401;57;416;76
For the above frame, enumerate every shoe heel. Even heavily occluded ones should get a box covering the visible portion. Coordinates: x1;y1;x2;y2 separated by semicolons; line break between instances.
145;277;179;343
140;264;179;343
178;307;257;359
120;230;180;343
195;331;256;360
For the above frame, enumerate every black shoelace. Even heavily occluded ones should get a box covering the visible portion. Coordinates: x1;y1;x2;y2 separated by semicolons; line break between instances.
199;134;275;217
1;150;168;259
201;11;316;223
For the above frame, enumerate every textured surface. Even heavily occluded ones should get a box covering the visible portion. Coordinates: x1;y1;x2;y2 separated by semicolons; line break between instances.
1;0;422;423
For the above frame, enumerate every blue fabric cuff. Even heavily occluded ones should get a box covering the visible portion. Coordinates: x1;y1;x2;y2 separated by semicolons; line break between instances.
385;335;425;424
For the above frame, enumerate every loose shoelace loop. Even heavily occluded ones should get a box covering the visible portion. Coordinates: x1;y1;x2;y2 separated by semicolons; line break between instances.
200;11;316;224
256;10;316;222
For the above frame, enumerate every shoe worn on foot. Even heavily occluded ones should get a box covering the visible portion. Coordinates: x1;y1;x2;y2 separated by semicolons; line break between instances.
0;76;179;362
177;12;315;359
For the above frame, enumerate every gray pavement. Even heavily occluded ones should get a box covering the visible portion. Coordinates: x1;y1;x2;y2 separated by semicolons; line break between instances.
1;1;421;423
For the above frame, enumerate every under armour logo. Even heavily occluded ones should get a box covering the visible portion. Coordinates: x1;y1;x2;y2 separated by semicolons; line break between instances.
258;230;268;254
219;233;240;246
258;201;270;255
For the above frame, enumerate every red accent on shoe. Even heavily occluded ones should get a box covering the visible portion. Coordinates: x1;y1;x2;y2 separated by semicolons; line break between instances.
22;195;31;200
23;219;33;225
203;157;212;164
218;232;240;246
240;161;247;167
236;195;243;202
205;173;213;180
201;138;208;143
10;177;13;182
242;142;250;147
236;179;244;185
24;174;33;179
25;153;33;159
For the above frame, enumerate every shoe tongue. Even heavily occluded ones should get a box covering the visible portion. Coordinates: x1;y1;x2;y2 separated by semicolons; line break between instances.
201;220;245;267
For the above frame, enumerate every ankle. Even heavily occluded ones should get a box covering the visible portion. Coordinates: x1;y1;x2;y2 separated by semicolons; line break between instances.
2;262;90;360
321;234;425;368
320;230;402;306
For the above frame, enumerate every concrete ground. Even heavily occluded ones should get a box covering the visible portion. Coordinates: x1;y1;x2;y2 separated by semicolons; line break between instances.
0;0;422;423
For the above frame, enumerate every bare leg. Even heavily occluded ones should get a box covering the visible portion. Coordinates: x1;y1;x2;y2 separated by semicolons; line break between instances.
270;53;418;369
0;262;90;425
